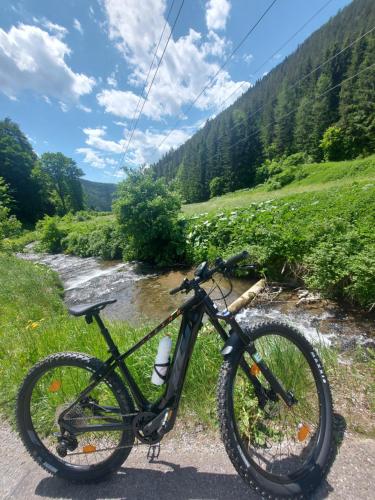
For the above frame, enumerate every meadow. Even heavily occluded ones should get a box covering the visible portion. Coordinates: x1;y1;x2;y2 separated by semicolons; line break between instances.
182;155;375;216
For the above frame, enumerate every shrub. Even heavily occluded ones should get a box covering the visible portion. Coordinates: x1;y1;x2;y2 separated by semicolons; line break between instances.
258;153;310;189
320;126;348;161
36;216;66;253
114;170;186;266
62;224;124;260
209;177;228;198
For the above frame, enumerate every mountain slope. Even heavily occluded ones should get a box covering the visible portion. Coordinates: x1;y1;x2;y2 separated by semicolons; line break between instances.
81;179;116;211
152;0;375;203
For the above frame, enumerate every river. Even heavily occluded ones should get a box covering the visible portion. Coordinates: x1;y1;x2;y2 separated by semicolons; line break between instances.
19;252;374;350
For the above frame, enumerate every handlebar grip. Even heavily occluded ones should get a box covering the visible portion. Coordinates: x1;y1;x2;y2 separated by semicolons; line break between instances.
225;250;249;268
169;285;182;295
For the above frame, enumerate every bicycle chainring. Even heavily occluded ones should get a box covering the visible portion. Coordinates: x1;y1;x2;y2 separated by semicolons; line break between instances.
132;412;160;445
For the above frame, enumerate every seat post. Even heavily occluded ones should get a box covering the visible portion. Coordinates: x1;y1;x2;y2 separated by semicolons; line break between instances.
93;313;120;357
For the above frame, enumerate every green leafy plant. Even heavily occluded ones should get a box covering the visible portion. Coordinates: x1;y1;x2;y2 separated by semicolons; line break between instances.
320;126;348;161
36;216;66;253
114;170;186;266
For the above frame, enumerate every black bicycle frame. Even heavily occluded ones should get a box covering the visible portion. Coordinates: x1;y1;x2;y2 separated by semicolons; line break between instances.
60;285;293;436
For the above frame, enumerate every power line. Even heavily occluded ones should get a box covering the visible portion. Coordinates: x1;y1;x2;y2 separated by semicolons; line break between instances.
115;0;185;176
198;23;375;161
216;0;335;113
156;0;278;150
114;0;176;174
205;60;375;165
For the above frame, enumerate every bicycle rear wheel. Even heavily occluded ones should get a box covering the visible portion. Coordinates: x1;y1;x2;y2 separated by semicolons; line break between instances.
17;352;135;482
217;321;333;499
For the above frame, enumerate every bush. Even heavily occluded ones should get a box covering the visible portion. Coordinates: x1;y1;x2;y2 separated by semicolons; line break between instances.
114;170;186;266
62;224;124;260
36;216;66;253
258;153;310;190
320;126;348;161
209;177;228;198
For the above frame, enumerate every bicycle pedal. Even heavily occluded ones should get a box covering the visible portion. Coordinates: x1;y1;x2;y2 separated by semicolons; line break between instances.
147;443;161;462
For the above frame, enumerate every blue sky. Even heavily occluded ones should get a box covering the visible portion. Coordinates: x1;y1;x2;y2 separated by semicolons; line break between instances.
0;0;352;183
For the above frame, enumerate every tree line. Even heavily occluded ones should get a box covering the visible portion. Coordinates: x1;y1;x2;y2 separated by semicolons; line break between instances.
151;0;375;203
0;118;84;223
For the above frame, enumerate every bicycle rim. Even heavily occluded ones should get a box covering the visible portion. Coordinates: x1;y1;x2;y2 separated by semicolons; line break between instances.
231;331;324;481
28;362;127;467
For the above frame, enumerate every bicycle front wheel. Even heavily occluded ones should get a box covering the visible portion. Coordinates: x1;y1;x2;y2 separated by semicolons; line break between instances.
16;352;135;482
217;321;334;499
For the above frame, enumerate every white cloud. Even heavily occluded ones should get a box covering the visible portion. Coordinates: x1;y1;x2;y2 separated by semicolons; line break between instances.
73;18;83;35
98;1;247;121
77;103;92;113
107;74;117;87
97;87;165;120
97;89;143;119
243;53;254;64
206;0;231;31
83;127;124;154
81;120;203;172
0;24;95;101
33;17;68;39
202;30;228;58
109;170;125;178
59;101;68;112
76;147;117;169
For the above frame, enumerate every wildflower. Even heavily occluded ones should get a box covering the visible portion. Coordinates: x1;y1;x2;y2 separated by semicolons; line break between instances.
26;318;45;330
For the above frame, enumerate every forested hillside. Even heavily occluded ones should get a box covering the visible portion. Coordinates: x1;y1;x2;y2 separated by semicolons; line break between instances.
81;179;116;212
152;0;375;203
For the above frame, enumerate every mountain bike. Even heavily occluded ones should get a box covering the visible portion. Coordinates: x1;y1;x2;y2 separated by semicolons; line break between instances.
16;251;334;498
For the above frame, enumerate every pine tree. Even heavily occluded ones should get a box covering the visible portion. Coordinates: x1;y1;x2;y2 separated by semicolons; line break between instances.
339;37;375;156
310;73;335;160
294;95;314;154
272;84;296;157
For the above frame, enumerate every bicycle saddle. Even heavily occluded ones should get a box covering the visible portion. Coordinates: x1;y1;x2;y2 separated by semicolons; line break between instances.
68;299;117;317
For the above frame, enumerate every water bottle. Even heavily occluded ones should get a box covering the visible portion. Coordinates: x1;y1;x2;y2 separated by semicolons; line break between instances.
151;336;172;385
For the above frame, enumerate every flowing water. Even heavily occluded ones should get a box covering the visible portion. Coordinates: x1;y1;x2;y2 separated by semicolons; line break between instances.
19;252;374;349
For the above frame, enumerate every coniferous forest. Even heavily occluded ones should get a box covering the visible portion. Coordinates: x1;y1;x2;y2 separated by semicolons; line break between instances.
152;0;375;203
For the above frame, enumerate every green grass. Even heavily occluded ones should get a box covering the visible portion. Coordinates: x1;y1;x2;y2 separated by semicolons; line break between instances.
0;254;223;427
183;156;375;216
1;253;373;438
186;182;375;309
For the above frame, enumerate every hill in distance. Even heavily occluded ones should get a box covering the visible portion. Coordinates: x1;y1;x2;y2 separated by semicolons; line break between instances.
81;179;116;212
152;0;375;204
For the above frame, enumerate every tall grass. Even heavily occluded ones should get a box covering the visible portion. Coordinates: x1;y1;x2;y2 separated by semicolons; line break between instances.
0;253;340;433
0;254;223;427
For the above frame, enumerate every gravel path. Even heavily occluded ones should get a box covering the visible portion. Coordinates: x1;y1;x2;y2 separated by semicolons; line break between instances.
1;422;374;499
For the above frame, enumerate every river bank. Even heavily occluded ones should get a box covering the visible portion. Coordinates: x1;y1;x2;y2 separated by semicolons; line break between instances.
1;252;374;438
19;251;375;352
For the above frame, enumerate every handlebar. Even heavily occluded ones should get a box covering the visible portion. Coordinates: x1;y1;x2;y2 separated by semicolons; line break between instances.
169;278;189;296
224;250;249;268
169;251;251;295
